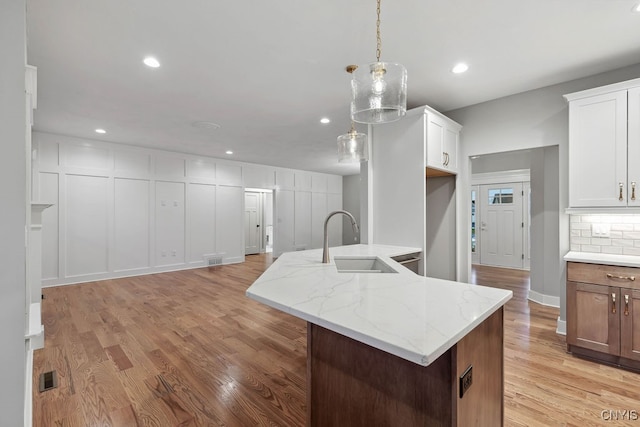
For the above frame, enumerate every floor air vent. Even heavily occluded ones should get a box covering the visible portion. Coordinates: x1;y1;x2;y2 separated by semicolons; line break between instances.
39;370;58;392
206;255;223;266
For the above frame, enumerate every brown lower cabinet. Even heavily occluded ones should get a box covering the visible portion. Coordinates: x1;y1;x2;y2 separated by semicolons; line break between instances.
567;261;640;370
307;308;504;426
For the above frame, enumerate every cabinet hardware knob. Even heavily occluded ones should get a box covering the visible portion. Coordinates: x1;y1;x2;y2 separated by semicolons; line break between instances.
619;182;624;201
606;273;636;281
624;294;630;316
632;182;637;201
612;293;617;314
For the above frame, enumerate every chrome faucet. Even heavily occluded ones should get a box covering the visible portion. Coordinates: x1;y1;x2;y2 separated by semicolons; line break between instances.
322;210;359;263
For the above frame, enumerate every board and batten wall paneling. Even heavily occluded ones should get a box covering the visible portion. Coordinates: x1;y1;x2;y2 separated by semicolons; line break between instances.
115;149;151;176
64;144;110;170
217;163;242;187
65;174;109;277
275;190;295;256
33;132;343;285
114;178;150;272
244;165;275;189
155;181;185;266
216;186;244;263
187;159;216;183
328;192;343;247
311;192;328;249
294;191;312;249
188;183;216;263
156;155;185;179
276;169;295;190
39;172;59;279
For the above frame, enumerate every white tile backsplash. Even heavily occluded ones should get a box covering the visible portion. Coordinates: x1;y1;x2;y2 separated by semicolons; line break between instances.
571;214;640;257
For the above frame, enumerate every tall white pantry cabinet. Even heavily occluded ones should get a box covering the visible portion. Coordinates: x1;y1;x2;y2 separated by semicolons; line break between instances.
369;106;461;279
565;78;640;208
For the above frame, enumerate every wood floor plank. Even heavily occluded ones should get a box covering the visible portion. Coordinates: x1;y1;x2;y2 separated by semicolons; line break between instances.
33;256;640;426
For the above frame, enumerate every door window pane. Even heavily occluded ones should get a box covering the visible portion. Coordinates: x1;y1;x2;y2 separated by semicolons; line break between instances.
488;189;501;205
500;188;514;204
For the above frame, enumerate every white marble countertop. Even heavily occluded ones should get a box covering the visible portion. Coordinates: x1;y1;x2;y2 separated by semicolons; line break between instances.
564;251;640;267
246;244;512;366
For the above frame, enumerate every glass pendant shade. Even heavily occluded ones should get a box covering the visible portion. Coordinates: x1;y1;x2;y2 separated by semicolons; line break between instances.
337;130;368;163
351;61;407;124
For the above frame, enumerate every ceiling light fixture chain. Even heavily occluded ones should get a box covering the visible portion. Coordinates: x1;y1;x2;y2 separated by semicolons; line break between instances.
376;0;382;62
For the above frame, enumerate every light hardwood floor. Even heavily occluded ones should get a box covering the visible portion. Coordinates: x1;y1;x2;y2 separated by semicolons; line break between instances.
33;257;640;426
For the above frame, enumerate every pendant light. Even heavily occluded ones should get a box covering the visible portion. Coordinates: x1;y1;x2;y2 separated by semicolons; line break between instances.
351;0;407;124
337;120;368;163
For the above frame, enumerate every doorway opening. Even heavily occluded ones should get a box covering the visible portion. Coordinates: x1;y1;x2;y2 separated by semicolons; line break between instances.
471;166;531;270
244;188;274;255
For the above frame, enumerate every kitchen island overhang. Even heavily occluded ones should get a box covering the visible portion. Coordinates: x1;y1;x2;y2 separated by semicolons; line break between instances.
246;244;512;426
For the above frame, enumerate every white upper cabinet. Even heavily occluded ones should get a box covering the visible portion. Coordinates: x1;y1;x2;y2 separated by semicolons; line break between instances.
425;112;460;174
565;78;640;208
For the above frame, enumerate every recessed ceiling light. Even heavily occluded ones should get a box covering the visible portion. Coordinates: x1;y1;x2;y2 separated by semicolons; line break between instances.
95;128;106;134
143;56;160;68
225;150;233;155
634;2;640;12
320;117;331;124
452;63;469;74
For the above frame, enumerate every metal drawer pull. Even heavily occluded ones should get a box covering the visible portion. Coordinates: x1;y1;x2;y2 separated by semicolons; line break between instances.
606;273;636;281
612;293;616;314
633;181;637;201
624;294;630;316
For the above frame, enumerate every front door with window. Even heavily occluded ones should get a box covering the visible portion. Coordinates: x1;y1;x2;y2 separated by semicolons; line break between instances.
479;183;524;269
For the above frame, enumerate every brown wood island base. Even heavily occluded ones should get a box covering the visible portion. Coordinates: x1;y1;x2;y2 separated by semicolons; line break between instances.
306;308;504;427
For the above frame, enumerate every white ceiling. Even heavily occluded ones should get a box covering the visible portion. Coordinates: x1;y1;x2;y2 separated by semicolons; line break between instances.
26;0;640;176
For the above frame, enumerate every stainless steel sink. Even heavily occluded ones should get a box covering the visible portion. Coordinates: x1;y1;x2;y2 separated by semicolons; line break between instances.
334;256;398;274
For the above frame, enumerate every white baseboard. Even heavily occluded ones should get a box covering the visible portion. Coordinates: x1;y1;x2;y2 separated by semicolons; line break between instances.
556;317;567;336
528;290;560;308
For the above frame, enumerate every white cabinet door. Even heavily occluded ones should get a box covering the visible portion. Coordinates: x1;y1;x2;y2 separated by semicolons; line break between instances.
568;91;627;207
443;126;458;173
628;87;640;206
426;113;459;174
426;114;445;171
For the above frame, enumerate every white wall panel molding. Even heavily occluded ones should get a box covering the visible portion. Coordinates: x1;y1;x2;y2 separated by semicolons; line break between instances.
33;132;343;286
311;173;328;193
244;165;276;189
294;171;312;191
275;169;295;191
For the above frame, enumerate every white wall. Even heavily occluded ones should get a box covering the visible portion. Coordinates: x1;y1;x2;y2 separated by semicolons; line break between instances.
342;174;361;245
1;1;27;425
33;132;342;286
447;62;640;327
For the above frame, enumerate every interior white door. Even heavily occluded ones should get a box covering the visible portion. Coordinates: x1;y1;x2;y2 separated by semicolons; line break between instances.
480;183;523;269
244;192;261;255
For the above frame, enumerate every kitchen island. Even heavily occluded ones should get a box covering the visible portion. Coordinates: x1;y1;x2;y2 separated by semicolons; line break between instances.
246;244;512;426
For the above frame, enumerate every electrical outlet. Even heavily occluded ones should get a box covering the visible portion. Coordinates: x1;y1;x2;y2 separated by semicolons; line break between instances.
459;365;473;398
592;223;611;238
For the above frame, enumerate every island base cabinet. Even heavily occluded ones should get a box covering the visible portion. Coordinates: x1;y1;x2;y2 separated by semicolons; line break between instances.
306;309;504;427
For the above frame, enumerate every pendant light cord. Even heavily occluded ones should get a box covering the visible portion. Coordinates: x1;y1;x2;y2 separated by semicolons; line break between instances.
376;0;382;62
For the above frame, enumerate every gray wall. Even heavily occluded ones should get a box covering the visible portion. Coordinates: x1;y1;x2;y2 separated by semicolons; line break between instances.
1;1;27;424
425;176;456;280
471;150;533;174
447;61;640;328
342;174;361;245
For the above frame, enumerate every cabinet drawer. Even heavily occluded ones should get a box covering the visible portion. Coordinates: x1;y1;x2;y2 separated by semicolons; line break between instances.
567;262;640;290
